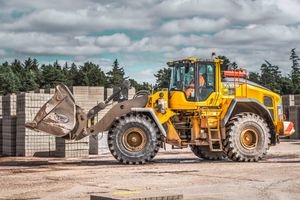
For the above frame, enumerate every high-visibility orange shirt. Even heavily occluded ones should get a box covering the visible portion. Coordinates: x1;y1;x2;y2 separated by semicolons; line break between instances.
185;83;195;97
199;75;205;86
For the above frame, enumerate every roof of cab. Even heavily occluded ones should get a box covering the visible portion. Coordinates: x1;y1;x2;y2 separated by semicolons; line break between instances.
167;57;223;66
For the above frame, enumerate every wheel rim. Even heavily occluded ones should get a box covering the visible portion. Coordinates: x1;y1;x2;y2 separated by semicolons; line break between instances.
240;128;258;149
122;127;147;152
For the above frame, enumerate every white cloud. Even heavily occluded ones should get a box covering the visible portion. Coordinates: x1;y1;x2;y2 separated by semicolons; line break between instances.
95;33;131;47
1;6;153;33
1;0;300;83
160;17;230;34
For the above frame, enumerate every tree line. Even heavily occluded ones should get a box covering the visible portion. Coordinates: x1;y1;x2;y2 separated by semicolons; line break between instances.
0;58;150;95
1;48;299;95
245;48;300;94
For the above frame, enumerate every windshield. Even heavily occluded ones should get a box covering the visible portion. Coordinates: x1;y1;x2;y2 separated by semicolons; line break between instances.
169;62;216;101
169;63;195;92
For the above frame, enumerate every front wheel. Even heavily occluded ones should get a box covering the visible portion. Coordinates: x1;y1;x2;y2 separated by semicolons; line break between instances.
223;112;271;162
108;113;161;164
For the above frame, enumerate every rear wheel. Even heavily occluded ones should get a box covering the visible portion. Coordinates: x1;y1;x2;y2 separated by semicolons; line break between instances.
223;112;270;162
108;113;161;164
190;145;225;160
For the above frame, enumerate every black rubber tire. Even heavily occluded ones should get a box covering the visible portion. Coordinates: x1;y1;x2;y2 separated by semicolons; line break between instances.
190;145;225;160
108;113;161;164
223;112;271;162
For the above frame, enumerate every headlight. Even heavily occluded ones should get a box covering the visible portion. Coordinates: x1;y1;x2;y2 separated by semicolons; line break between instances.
156;92;167;114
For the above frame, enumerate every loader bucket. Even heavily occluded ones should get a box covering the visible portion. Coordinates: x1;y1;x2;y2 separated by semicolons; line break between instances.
25;84;87;139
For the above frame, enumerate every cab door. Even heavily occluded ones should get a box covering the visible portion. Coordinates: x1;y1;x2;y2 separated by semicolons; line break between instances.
195;61;222;107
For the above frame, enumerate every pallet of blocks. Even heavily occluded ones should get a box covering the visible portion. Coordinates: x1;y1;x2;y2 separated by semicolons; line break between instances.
89;86;105;155
128;87;136;99
0;96;2;155
282;95;295;119
288;106;300;139
72;86;105;155
2;94;17;156
294;94;300;106
55;137;89;158
16;93;56;157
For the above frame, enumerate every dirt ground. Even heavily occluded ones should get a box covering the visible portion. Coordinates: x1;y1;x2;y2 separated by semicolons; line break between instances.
0;140;300;200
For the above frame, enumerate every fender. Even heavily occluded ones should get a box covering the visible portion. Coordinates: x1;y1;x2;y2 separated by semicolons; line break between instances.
221;98;276;144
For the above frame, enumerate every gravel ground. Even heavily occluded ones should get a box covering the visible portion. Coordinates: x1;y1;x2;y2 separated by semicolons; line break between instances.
0;140;299;200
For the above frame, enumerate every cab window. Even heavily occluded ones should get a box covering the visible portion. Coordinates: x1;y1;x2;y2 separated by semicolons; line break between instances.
198;63;216;101
170;63;195;101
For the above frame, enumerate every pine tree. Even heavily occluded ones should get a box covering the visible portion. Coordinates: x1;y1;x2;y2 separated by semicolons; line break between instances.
260;60;282;93
154;67;171;89
40;63;66;89
129;78;146;91
78;62;106;86
11;59;23;75
217;55;231;71
21;58;40;91
106;59;126;87
69;63;81;86
290;48;300;93
0;63;21;94
248;72;260;84
280;76;293;95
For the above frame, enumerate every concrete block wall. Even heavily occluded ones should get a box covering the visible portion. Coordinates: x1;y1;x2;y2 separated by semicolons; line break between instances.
288;106;300;139
70;86;105;157
2;94;17;156
0;96;2;155
282;95;300;139
55;137;89;157
97;88;114;155
0;86;136;157
128;88;136;99
16;93;55;157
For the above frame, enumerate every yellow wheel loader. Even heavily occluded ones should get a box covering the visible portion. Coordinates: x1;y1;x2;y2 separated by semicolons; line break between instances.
26;57;294;164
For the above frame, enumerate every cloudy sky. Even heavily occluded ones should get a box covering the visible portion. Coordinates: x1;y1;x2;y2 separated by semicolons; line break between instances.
0;0;299;83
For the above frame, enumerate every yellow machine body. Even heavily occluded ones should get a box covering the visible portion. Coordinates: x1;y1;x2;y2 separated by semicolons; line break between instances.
146;57;288;148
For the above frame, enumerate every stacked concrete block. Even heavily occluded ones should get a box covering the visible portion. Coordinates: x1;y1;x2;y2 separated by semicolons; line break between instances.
16;93;55;157
98;133;109;154
294;94;300;106
2;94;17;156
288;106;300;139
88;87;105;155
282;95;295;119
0;85;137;157
59;86;104;156
0;96;2;155
95;88;114;155
128;87;136;99
282;95;300;139
55;137;89;157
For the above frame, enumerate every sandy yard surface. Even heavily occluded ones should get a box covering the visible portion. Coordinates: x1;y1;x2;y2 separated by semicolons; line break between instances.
0;140;299;200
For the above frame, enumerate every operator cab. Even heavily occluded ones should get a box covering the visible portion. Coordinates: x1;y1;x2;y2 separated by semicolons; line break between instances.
168;58;216;101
